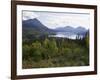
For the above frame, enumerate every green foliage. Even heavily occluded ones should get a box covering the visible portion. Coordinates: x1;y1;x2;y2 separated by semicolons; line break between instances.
22;45;30;60
22;36;89;69
85;34;89;48
85;30;89;48
30;41;43;61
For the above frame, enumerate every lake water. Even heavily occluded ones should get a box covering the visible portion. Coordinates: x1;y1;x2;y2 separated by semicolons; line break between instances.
48;32;84;40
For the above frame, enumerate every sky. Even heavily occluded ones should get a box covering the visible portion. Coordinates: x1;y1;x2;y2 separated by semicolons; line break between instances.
22;11;90;29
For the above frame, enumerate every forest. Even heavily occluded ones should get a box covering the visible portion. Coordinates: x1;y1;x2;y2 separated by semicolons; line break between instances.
22;32;89;69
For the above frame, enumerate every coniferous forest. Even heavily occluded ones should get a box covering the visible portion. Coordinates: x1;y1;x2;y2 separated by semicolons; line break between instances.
22;30;89;69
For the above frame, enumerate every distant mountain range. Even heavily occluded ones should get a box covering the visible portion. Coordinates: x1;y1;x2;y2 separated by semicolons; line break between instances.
22;18;88;35
55;26;74;32
55;26;87;34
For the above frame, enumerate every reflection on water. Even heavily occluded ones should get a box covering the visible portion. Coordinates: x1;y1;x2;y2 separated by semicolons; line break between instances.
48;32;84;40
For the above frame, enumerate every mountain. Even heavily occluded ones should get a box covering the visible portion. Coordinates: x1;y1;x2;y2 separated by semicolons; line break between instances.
54;26;87;34
22;18;54;33
55;26;74;32
75;26;86;31
22;18;56;41
22;18;87;35
75;26;87;35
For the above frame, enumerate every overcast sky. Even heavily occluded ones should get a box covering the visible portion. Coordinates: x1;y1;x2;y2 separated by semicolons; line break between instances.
22;11;90;29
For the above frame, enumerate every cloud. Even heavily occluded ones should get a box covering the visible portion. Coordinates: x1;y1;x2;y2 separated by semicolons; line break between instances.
22;11;38;20
22;11;90;29
36;12;90;29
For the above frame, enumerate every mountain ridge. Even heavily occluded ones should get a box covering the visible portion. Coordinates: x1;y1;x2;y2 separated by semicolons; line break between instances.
22;18;88;35
22;18;55;34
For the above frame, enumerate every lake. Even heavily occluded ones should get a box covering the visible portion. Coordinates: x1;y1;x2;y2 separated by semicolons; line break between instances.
48;32;84;40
